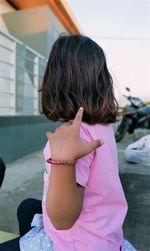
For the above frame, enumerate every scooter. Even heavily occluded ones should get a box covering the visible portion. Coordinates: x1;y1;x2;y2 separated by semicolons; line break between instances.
115;87;150;142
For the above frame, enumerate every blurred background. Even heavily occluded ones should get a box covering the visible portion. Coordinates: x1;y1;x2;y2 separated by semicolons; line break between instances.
0;0;150;250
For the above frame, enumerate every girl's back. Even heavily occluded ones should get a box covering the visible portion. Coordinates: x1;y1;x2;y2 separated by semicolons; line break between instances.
43;122;127;251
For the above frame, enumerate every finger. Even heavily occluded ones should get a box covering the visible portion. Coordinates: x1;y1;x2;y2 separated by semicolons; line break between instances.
62;120;73;127
88;139;104;152
67;120;73;125
73;107;84;129
46;131;53;140
55;126;62;132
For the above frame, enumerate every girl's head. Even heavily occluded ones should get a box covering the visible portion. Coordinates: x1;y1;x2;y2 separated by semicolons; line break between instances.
41;34;118;124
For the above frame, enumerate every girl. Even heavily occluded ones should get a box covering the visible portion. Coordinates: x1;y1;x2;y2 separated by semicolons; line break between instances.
0;35;137;251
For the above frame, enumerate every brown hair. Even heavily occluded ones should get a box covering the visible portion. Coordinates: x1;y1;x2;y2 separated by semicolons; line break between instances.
41;34;118;124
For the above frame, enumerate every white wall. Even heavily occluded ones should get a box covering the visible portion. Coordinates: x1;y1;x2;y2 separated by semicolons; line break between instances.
0;3;69;115
2;5;69;57
0;1;15;114
0;0;15;32
0;2;41;115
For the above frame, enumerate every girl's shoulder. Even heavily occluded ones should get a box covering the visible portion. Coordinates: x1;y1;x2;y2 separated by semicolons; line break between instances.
43;122;115;159
80;122;114;141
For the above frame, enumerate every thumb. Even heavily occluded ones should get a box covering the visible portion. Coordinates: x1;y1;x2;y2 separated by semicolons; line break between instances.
88;139;104;151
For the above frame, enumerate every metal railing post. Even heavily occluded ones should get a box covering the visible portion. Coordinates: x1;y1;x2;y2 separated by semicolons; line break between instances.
10;42;17;115
0;29;47;116
33;56;39;115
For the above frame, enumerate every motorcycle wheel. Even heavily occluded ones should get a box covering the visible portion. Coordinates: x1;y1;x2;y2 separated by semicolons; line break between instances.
115;117;130;142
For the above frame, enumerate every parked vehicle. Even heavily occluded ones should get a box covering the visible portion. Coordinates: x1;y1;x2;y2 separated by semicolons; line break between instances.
115;87;150;142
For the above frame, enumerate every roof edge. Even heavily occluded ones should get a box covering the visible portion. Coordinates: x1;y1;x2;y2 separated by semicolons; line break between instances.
7;0;82;34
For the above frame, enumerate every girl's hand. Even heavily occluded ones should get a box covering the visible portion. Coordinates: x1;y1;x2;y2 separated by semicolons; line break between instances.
46;108;103;161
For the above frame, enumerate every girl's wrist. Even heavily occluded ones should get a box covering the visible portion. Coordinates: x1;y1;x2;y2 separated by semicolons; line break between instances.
47;158;77;165
51;153;77;162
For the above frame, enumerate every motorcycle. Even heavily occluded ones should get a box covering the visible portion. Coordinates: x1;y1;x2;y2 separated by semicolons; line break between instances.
115;87;150;142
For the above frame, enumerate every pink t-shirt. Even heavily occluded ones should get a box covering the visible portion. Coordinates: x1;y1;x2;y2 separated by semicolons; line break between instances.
42;122;128;251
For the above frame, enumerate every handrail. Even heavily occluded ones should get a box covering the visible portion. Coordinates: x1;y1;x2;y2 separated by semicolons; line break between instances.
0;29;47;115
0;29;47;60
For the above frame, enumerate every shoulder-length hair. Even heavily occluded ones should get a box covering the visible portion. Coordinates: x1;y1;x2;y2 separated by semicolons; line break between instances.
41;34;118;124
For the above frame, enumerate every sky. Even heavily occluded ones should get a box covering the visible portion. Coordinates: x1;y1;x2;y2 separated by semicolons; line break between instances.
67;0;150;101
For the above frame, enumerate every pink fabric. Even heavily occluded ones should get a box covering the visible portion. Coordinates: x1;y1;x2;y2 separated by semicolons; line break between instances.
42;123;128;251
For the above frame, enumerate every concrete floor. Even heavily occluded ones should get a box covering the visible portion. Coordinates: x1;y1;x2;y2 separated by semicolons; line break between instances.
0;129;150;251
117;129;150;251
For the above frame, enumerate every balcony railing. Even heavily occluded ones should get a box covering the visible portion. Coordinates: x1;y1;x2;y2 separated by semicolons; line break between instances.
0;30;47;115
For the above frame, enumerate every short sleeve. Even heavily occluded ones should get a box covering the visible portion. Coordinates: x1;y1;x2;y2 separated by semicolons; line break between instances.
75;123;94;187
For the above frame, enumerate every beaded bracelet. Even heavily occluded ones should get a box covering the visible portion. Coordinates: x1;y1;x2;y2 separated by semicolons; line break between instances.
46;158;77;165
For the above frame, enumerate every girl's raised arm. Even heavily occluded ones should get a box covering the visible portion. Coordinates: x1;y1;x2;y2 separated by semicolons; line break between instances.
46;108;103;230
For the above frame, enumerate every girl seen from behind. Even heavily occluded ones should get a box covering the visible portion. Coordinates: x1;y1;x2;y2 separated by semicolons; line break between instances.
0;35;137;251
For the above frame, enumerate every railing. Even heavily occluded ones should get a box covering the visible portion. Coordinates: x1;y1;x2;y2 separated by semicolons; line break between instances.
0;30;47;115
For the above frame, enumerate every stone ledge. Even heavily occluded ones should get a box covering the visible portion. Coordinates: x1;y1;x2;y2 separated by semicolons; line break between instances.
0;231;18;244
